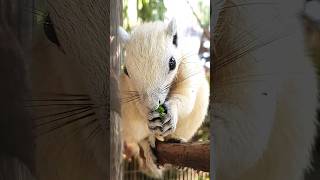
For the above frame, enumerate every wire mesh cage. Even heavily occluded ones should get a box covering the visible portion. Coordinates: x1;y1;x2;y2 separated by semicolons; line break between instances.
123;159;210;180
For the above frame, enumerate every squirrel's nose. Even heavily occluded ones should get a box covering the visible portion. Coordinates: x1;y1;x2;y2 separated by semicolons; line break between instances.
151;103;160;111
148;99;161;111
143;92;161;111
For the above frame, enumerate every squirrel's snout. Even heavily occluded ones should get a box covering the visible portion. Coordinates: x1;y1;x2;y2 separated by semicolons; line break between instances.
151;104;160;111
148;99;160;111
143;94;161;111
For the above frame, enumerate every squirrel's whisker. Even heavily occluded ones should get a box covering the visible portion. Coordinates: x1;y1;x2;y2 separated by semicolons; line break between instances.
34;107;93;127
35;112;95;137
33;106;92;121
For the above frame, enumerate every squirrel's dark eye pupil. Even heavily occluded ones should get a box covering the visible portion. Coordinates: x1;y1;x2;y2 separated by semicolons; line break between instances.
169;57;176;71
124;66;129;77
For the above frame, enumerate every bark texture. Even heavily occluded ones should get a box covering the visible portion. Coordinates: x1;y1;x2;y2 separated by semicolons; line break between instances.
156;142;210;172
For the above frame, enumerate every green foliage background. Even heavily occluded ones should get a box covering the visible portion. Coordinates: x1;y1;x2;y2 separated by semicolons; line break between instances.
122;0;210;30
137;0;166;22
123;0;166;31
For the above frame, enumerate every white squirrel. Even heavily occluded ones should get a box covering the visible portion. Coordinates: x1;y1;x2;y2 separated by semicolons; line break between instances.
118;19;209;177
213;0;318;180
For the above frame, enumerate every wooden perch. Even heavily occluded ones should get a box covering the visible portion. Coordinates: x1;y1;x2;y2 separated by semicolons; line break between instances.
155;141;210;172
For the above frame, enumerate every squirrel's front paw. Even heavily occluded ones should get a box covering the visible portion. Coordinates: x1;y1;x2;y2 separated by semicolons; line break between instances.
148;101;177;137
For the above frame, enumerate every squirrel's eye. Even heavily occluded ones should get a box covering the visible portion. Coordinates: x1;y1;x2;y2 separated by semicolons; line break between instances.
124;66;129;77
44;15;60;47
169;57;176;71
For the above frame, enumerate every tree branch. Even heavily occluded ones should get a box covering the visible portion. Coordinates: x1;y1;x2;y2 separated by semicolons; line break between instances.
155;141;210;172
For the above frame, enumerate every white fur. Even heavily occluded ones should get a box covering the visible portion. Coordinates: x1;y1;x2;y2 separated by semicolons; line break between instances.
214;0;318;179
119;19;209;177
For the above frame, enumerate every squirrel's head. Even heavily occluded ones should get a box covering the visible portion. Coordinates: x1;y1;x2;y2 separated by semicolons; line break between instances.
119;19;181;112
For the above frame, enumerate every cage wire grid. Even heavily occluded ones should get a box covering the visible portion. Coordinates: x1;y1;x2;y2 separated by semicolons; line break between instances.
122;159;209;180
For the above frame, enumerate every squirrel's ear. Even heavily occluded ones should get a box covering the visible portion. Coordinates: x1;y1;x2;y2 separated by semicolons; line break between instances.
167;18;178;47
167;18;177;36
118;27;130;44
